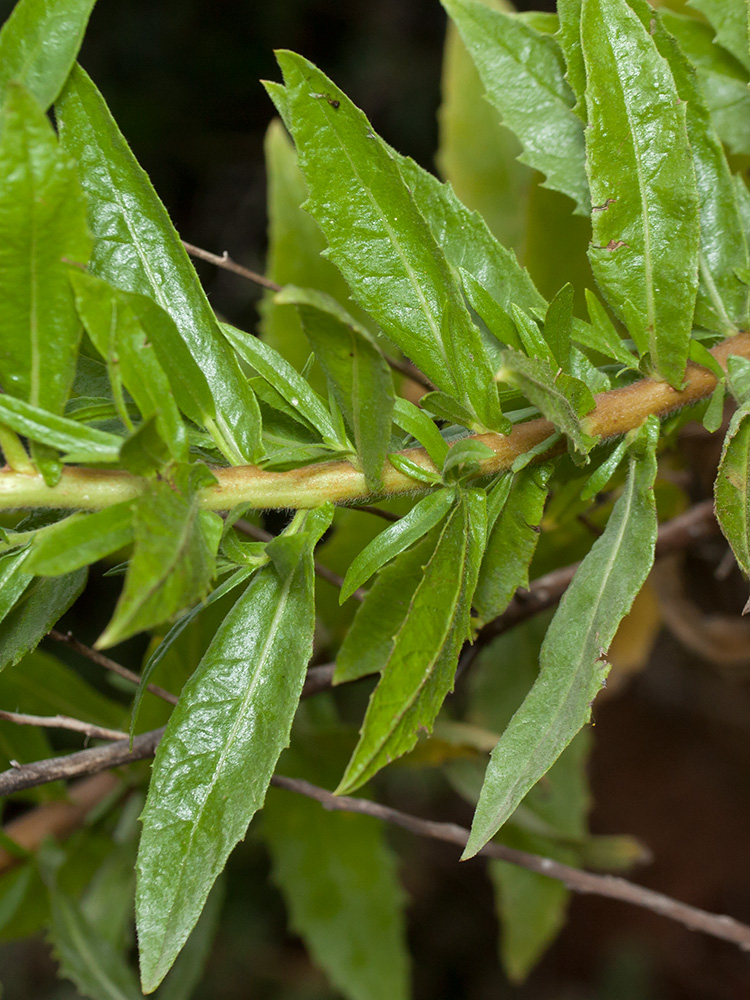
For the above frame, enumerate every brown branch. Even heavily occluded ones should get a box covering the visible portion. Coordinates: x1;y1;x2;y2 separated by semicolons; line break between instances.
0;710;127;743
48;630;178;706
182;240;281;292
268;776;750;952
350;504;402;523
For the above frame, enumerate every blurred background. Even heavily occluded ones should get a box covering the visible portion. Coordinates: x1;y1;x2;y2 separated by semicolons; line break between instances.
1;1;750;998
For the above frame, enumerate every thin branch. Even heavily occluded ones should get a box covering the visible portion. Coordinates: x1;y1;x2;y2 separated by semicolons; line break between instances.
182;241;281;292
382;354;435;392
270;775;750;953
48;630;178;706
349;504;402;523
0;710;127;743
234;518;366;600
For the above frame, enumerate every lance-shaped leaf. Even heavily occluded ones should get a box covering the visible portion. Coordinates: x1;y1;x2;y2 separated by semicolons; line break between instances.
274;286;395;491
337;490;485;793
268;52;502;432
24;503;134;577
0;547;33;627
0;83;91;482
341;489;456;603
265;768;409;1000
334;528;441;685
442;0;589;214
96;476;223;649
463;420;659;858
0;0;97;110
55;65;262;465
577;291;639;371
474;465;552;626
136;505;332;992
0;569;87;671
688;0;750;74
48;890;143;1000
496;348;596;456
556;0;585;116
715;403;750;579
581;0;700;389
71;272;189;464
0;395;122;463
632;1;750;334
393;398;449;470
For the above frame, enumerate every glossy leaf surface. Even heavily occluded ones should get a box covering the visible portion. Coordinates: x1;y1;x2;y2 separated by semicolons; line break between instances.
582;0;700;387
464;421;658;857
24;503;134;576
715;403;750;577
136;506;332;992
337;491;485;793
56;65;262;464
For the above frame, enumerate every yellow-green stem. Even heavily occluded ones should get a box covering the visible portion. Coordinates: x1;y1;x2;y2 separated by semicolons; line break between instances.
1;332;748;513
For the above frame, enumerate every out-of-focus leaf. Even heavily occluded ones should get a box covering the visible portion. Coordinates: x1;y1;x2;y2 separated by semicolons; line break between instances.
0;569;87;671
0;0;97;110
0;83;91;482
442;0;589;214
715;403;750;577
662;10;750;157
688;0;750;73
274;286;395;491
335;528;441;684
71;271;189;463
48;890;142;1000
630;0;750;334
474;465;552;626
56;65;262;465
269;52;502;432
0;395;122;462
96;478;222;649
136;505;332;993
582;0;700;388
337;490;485;793
496;348;596;455
222;322;345;447
341;489;456;603
24;503;134;576
265;754;409;1000
464;420;659;857
437;9;532;250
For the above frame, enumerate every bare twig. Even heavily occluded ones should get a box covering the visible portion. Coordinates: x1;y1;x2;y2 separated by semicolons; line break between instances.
234;518;366;600
270;775;750;953
48;630;178;706
381;354;435;392
0;710;127;743
349;504;402;523
302;662;335;698
182;240;281;292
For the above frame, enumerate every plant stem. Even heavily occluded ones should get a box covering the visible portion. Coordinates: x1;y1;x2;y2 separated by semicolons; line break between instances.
1;332;747;513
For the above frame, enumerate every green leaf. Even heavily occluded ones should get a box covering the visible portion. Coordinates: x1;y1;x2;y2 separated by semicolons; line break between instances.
556;0;585;116
24;503;134;576
715;403;750;578
441;439;495;483
0;395;122;463
275;286;395;491
340;489;456;603
221;321;346;448
437;11;533;251
543;285;574;371
71;272;189;464
136;505;333;993
334;528;441;685
581;0;700;388
0;569;87;671
442;0;589;214
0;0;97;110
48;890;143;1000
0;83;91;481
392;397;448;469
0;546;33;626
688;0;750;74
662;9;750;157
496;348;596;456
418;390;481;429
156;878;225;1000
579;439;628;501
474;465;552;626
463;420;658;857
337;490;486;793
55;65;262;465
265;775;409;1000
578;291;639;371
726;353;750;404
269;52;502;431
96;479;223;649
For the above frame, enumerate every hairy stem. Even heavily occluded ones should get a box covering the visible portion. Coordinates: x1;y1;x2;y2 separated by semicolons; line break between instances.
1;333;747;512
